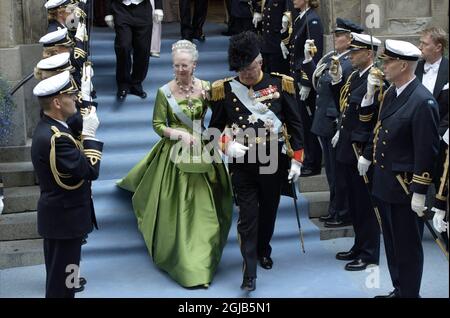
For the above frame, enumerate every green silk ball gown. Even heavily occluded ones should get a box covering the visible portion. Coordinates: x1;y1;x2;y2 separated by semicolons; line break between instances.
117;81;233;287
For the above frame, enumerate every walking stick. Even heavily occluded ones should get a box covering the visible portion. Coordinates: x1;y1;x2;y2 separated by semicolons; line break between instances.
396;174;449;261
352;143;383;231
291;180;305;253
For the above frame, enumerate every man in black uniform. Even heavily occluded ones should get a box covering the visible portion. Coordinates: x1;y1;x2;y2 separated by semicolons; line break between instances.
179;0;208;41
301;18;364;227
359;39;440;298
104;0;163;100
288;0;323;176
31;71;103;298
209;31;304;291
227;0;254;35
252;0;293;75
329;33;382;271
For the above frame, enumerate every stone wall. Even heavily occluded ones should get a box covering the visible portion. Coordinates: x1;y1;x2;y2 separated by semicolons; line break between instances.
0;0;46;148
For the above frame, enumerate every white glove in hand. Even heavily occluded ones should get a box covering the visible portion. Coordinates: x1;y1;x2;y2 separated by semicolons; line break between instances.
331;130;340;148
367;70;383;98
299;85;311;101
303;40;314;63
252;13;262;28
281;15;289;33
82;107;99;138
226;141;249;158
411;193;426;217
153;9;164;23
431;208;448;233
75;22;87;42
357;156;371;176
280;42;289;59
329;61;342;83
288;159;302;182
81;64;93;101
104;15;114;29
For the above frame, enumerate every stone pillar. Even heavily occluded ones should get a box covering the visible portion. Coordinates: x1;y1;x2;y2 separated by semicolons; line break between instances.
0;0;46;152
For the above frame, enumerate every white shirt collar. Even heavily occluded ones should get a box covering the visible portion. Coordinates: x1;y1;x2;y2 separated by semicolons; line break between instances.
337;49;351;59
424;57;442;73
396;76;416;97
359;64;373;77
55;118;68;129
299;7;310;20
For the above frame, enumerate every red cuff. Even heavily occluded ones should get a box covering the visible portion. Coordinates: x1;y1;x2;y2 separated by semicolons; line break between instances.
220;135;230;145
293;149;304;163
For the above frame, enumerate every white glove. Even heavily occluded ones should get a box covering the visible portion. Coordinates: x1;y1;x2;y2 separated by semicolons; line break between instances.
357;156;371;176
226;141;249;158
288;159;302;182
280;42;289;59
329;61;342;83
153;9;164;23
75;22;87;42
331;130;340;148
367;70;383;98
104;15;114;29
252;13;262;28
81;64;93;101
431;208;448;233
299;85;311;101
281;15;289;33
304;39;314;63
411;193;427;217
82;107;99;138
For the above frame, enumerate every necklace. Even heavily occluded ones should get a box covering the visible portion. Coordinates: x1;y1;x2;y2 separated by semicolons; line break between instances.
176;77;196;112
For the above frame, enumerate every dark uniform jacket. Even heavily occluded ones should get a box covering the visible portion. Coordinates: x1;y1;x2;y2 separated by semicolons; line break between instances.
209;73;304;162
363;79;440;204
302;50;353;138
415;57;449;137
31;115;103;239
331;68;379;165
230;0;253;18
288;8;323;84
253;0;293;54
105;0;162;25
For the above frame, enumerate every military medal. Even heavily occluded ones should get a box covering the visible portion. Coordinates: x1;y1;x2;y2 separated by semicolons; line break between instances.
248;114;258;124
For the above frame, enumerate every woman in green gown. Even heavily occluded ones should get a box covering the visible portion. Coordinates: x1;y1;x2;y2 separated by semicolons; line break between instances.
117;40;233;288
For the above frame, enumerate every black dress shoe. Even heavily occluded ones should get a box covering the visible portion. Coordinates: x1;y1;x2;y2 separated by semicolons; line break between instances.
336;250;358;261
129;87;147;99
221;30;233;36
300;167;321;177
193;33;206;42
240;277;256;291
319;214;334;222
324;219;352;228
259;256;273;270
345;258;372;271
374;290;399;298
79;277;87;286
117;90;127;100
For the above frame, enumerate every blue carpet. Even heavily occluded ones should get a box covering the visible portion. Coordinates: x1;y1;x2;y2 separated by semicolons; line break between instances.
0;23;448;298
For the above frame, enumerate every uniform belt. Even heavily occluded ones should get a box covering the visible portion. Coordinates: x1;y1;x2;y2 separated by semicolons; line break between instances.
238;133;283;145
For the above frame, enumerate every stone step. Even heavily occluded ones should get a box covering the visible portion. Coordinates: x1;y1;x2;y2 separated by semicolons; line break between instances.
0;211;40;241
298;172;329;193
302;191;330;218
2;186;39;214
0;139;32;163
0;161;37;188
310;218;355;241
0;239;44;269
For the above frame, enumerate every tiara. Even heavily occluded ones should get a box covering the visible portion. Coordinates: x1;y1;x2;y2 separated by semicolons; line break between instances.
172;40;197;52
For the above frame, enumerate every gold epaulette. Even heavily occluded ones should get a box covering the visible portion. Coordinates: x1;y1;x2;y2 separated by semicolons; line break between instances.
211;77;233;101
49;126;84;190
271;72;295;95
